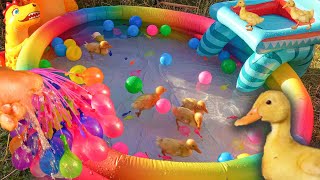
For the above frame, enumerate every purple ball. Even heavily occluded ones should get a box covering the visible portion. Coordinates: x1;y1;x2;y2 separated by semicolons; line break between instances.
12;146;33;170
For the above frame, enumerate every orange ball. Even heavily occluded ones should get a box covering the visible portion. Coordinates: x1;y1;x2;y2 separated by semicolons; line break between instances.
82;67;104;86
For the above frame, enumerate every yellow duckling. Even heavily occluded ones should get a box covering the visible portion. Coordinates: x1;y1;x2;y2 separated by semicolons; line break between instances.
181;98;208;114
91;32;105;42
84;41;112;58
172;106;203;131
156;137;202;157
283;0;314;30
131;86;167;117
235;90;320;180
234;0;264;31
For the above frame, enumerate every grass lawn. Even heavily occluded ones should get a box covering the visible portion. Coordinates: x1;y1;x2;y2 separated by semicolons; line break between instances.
0;0;319;179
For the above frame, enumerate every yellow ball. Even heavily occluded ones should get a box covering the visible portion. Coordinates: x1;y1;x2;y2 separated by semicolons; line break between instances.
64;39;77;48
68;65;86;84
236;153;250;159
66;45;82;61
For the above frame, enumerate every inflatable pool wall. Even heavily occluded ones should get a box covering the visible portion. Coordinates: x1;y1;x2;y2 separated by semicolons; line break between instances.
197;0;320;92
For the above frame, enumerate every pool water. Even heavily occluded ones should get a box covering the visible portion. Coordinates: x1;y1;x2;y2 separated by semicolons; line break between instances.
51;20;269;162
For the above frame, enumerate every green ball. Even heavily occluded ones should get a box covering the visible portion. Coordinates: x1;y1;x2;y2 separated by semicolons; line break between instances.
125;76;143;94
160;25;172;36
39;59;52;68
221;59;236;74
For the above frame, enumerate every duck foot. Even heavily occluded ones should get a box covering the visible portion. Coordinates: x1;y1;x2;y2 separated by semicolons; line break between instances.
194;128;203;139
135;110;142;117
158;154;172;160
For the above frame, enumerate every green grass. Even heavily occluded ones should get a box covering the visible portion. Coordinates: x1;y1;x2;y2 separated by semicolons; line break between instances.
0;0;319;179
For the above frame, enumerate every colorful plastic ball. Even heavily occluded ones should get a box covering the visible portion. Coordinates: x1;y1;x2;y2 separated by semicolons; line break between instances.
221;59;237;74
147;25;158;36
66;45;82;61
54;44;67;57
237;153;250;159
112;142;129;154
64;39;77;48
125;76;143;94
160;25;171;36
127;25;139;37
156;98;171;114
160;53;172;66
218;50;230;61
198;71;212;85
217;152;234;162
39;59;51;68
103;20;114;31
51;37;63;47
69;65;87;84
188;38;200;49
129;16;142;28
134;152;149;158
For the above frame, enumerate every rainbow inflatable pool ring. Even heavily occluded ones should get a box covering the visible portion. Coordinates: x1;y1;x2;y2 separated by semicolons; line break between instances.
14;4;314;180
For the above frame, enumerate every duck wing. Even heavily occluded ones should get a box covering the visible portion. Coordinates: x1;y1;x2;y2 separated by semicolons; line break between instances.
131;94;155;110
299;152;320;176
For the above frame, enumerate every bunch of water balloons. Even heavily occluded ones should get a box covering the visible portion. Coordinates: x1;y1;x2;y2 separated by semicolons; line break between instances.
7;67;123;178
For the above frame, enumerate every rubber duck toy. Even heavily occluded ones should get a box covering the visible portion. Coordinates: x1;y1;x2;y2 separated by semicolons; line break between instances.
235;90;320;180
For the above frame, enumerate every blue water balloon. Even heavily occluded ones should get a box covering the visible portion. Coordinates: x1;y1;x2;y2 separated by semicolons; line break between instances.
26;132;39;155
80;115;104;138
39;149;60;175
217;152;234;162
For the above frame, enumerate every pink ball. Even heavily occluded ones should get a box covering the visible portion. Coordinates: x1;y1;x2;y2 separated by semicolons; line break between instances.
134;152;149;159
112;142;129;154
156;98;171;114
146;25;158;36
198;71;212;85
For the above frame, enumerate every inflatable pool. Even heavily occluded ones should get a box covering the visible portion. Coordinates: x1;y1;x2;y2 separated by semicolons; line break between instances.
1;1;316;180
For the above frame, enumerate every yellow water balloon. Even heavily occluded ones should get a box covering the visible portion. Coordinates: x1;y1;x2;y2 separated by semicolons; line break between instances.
68;65;86;84
236;153;250;159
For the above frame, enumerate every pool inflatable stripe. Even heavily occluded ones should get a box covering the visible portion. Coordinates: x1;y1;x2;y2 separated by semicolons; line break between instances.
197;22;236;57
237;46;315;92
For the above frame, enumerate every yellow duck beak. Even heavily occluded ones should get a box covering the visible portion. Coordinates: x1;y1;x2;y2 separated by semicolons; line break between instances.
234;108;262;126
203;107;208;113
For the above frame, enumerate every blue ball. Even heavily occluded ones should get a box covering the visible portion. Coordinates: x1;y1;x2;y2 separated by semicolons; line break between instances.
127;25;140;37
51;37;63;47
218;50;230;61
129;16;142;28
103;20;114;31
54;44;67;57
188;38;200;49
160;53;172;66
217;152;234;162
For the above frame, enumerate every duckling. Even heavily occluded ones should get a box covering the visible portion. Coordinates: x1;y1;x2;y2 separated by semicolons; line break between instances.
172;106;203;131
156;137;201;157
84;41;112;58
235;90;320;180
181;98;208;114
131;86;167;117
282;0;314;30
233;0;264;31
91;32;105;42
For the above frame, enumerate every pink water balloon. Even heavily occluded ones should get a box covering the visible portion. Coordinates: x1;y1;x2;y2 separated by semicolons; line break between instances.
156;98;171;114
98;115;124;138
112;142;129;154
82;127;109;161
12;145;33;170
134;152;149;159
85;83;110;97
146;25;158;36
91;93;116;116
71;128;90;162
198;71;212;85
247;129;263;144
30;153;46;177
179;125;191;137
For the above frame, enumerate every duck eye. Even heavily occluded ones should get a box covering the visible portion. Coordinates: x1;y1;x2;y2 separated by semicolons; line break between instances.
266;100;272;105
12;8;19;16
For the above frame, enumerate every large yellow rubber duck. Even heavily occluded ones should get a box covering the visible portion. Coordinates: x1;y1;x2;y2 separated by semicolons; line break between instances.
235;90;320;180
3;0;78;69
